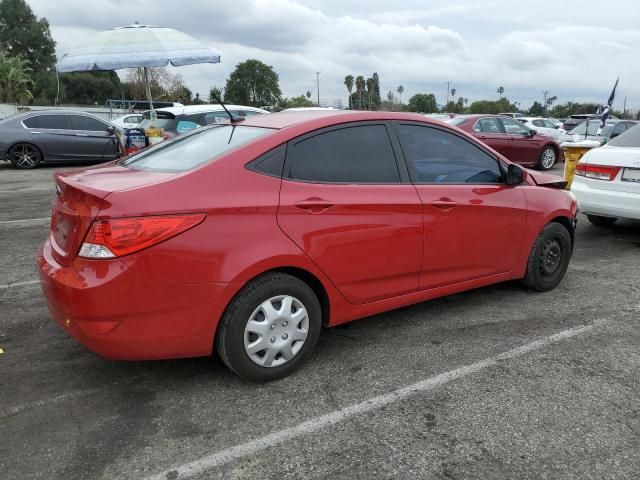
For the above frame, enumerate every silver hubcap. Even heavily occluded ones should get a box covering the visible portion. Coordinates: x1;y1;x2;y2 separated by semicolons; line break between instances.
541;148;555;168
244;295;309;368
10;144;39;168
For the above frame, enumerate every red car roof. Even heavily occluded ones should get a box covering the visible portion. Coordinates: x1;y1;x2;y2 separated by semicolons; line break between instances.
240;110;445;130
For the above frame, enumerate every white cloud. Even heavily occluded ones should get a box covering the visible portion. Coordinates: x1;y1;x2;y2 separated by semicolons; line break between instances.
25;0;640;110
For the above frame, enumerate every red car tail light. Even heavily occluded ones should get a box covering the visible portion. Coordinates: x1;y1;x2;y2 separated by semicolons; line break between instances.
79;214;206;259
575;163;621;181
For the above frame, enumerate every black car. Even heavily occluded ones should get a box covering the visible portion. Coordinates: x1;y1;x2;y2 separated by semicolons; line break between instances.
0;110;120;169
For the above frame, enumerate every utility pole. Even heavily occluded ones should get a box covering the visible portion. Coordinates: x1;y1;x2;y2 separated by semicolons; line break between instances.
623;96;627;118
316;72;321;107
542;90;549;115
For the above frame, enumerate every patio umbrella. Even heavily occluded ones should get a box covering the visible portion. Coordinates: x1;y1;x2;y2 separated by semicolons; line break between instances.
56;23;221;110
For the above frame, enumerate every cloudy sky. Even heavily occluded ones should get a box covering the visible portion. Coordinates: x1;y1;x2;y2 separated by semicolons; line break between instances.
28;0;640;110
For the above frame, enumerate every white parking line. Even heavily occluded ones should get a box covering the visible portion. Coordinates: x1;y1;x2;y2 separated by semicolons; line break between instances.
0;217;50;225
0;279;40;290
144;321;604;480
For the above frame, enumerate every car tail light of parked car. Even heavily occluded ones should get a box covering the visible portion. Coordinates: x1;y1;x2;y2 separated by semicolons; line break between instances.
575;163;621;181
79;214;206;258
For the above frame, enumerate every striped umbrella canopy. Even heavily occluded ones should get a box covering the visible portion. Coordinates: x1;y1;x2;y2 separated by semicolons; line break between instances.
56;23;220;109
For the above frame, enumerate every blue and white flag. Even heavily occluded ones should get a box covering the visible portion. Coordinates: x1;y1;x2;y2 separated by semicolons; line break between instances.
600;78;619;128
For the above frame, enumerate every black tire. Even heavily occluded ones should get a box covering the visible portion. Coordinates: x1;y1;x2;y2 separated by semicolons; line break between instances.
216;272;322;382
8;143;41;169
587;214;617;227
522;223;572;292
537;146;556;171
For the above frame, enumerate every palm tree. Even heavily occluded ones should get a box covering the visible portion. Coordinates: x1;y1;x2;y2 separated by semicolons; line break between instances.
397;85;404;105
366;77;375;110
344;75;354;109
497;86;504;99
387;90;394;112
451;88;456;103
0;53;33;104
355;76;366;110
464;98;469;108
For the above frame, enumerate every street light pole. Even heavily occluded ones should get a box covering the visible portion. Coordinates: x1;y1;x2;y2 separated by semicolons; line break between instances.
316;71;321;107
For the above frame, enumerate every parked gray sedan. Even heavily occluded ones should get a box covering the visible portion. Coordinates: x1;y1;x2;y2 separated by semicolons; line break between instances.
0;110;120;169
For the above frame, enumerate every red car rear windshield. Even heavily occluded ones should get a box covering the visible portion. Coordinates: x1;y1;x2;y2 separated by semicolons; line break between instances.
120;125;271;172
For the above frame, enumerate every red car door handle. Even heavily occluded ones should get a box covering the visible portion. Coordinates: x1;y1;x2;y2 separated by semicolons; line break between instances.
431;200;457;209
294;199;334;213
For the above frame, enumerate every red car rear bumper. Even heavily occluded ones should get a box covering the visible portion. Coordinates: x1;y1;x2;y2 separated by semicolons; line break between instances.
38;239;241;360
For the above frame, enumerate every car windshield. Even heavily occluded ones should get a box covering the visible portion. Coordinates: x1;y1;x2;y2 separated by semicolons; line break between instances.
119;125;271;172
569;121;614;136
138;110;178;130
607;124;640;147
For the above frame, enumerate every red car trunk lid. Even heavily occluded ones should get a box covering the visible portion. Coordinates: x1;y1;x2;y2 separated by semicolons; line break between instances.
50;165;177;265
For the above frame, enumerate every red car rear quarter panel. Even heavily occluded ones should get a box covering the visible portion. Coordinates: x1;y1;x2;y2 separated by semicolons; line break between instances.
102;157;287;284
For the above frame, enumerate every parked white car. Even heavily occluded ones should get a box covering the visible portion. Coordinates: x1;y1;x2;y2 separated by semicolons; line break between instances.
518;117;566;138
111;113;143;128
571;124;640;225
548;117;564;129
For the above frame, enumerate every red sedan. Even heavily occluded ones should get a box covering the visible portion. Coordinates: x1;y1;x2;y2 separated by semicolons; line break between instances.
450;114;563;170
39;111;577;381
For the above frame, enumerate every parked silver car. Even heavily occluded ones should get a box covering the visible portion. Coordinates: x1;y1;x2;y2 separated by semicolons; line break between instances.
0;110;120;169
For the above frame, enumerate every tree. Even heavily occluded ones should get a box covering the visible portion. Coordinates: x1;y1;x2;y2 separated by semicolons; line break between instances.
305;90;311;99
171;84;192;104
281;94;315;109
397;85;404;104
366;77;375;110
355;75;366;109
224;59;281;107
467;97;517;114
497;86;504;99
372;72;381;110
551;101;600;118
0;52;33;104
124;67;178;100
464;98;469;108
0;0;56;103
60;71;122;104
528;101;545;116
451;88;456;103
344;75;354;108
208;86;224;103
405;93;437;113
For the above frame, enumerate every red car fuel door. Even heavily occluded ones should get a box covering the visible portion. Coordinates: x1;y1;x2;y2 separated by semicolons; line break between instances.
394;122;528;289
277;123;423;305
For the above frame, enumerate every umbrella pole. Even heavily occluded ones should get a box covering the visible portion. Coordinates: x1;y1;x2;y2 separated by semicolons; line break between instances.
143;67;154;111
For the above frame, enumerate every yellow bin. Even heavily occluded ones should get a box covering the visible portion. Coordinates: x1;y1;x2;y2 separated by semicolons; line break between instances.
561;140;601;189
145;127;164;146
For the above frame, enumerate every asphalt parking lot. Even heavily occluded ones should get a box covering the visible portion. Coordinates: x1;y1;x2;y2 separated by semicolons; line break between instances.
1;161;639;480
